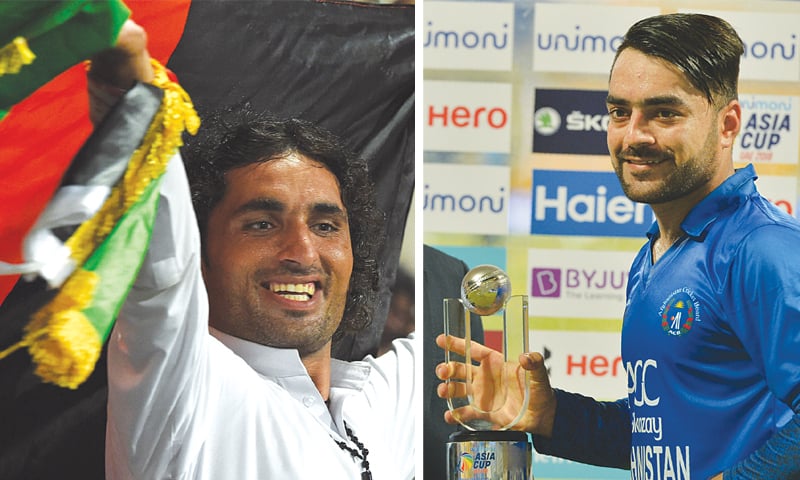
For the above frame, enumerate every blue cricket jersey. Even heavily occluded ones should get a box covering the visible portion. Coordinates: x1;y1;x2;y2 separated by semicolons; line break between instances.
622;165;800;479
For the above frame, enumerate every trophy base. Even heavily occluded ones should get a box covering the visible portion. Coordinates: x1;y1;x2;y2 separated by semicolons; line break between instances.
446;431;532;480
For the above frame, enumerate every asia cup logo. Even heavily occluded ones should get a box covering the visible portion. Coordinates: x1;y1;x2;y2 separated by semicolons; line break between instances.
661;289;699;336
459;452;474;472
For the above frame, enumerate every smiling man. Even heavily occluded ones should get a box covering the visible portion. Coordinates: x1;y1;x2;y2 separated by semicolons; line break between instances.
436;13;800;480
95;25;415;475
202;155;354;359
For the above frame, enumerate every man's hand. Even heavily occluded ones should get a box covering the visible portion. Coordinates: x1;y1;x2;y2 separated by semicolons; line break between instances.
89;19;153;88
435;334;558;437
87;19;154;124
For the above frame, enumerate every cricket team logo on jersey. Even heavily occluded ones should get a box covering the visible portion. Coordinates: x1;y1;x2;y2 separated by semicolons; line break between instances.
660;288;700;336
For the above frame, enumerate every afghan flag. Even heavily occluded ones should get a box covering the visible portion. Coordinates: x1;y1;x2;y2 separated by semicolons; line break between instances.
0;1;412;478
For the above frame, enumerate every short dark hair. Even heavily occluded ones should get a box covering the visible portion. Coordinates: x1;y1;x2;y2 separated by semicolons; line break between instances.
181;108;383;338
613;13;744;107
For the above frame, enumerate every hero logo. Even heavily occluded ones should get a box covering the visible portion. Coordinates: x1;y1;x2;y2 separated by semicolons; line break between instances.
530;170;653;238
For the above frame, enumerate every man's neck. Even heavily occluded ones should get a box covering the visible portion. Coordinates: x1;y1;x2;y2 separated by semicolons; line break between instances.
301;342;333;401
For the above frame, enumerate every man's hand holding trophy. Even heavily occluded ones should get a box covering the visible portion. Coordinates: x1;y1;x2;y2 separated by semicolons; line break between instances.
435;264;556;479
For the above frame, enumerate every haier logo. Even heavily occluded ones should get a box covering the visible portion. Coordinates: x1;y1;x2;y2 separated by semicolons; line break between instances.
423;1;514;71
530;170;653;238
532;89;610;155
533;4;659;74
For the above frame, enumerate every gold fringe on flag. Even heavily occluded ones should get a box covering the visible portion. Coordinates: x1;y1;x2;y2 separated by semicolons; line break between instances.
0;37;36;76
0;59;199;389
66;59;199;265
24;270;101;389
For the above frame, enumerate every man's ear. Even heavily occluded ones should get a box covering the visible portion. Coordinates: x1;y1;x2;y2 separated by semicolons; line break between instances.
719;99;742;150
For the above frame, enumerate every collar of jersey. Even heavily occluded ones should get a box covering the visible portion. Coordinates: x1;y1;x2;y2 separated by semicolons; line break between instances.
646;164;757;241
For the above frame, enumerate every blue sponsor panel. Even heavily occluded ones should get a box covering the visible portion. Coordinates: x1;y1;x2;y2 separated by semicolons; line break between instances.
530;170;653;238
532;89;609;155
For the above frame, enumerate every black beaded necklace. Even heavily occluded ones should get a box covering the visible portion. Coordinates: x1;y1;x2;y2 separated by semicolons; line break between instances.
332;421;373;480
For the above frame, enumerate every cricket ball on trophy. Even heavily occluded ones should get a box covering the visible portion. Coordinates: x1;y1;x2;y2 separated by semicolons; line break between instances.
460;264;512;316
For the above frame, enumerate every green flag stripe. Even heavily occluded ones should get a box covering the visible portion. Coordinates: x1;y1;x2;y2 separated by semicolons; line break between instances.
81;172;163;341
0;0;130;110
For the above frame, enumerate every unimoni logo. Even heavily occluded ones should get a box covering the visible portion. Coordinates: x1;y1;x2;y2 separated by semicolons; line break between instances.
424;21;510;51
424;184;506;214
742;34;797;61
536;25;623;53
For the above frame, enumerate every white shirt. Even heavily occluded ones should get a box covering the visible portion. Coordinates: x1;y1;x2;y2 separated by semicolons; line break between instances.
105;157;415;479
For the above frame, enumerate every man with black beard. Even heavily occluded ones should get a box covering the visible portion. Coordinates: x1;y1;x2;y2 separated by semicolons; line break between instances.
436;13;800;480
89;20;414;480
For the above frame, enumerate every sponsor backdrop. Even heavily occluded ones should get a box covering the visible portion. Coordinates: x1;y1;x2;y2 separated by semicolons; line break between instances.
423;1;800;479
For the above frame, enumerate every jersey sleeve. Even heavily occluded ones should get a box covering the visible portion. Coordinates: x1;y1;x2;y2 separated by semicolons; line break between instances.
727;223;800;412
532;390;631;469
723;222;800;477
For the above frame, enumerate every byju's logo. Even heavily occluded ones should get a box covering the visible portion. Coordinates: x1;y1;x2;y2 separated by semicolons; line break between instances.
530;169;653;238
531;268;560;297
532;89;610;155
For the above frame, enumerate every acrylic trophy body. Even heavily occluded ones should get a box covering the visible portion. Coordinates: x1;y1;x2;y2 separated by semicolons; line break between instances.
444;265;533;480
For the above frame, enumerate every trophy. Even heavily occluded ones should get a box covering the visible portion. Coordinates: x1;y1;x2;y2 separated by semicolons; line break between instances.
443;265;533;480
